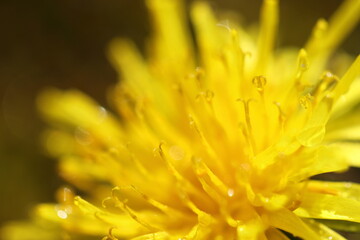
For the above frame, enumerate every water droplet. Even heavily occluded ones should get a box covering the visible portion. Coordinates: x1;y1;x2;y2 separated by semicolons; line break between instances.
98;106;108;121
74;127;93;145
227;188;235;197
57;210;68;219
240;163;251;171
169;145;185;161
216;20;231;31
298;49;309;71
56;186;74;204
328;236;333;240
344;182;352;188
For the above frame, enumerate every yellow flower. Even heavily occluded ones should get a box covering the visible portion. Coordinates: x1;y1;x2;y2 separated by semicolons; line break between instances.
3;0;360;239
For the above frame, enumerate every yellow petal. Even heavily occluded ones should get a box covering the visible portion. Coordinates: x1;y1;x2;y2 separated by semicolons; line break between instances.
326;126;360;142
331;76;360;119
255;0;279;75
265;228;290;240
146;0;194;74
316;219;360;233
267;208;319;240
236;218;266;240
129;232;171;240
297;98;332;147
322;143;360;168
309;0;360;56
73;197;150;237
288;145;348;182
333;55;360;101
308;180;360;201
294;192;360;223
1;221;61;240
35;203;109;236
37;89;124;147
303;219;346;240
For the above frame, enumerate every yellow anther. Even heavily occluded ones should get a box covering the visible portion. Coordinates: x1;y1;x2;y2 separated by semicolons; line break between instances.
205;90;214;102
252;76;267;93
195;66;205;82
320;71;339;92
101;197;114;209
299;93;313;110
196;90;214;104
311;71;339;102
101;227;119;240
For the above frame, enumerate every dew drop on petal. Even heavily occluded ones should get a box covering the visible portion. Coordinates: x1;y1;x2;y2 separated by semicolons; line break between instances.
227;188;235;197
57;210;68;219
98;106;108;122
169;145;185;161
74;127;93;145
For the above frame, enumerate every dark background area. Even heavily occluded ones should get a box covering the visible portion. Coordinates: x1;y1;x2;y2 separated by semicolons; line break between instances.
0;0;359;238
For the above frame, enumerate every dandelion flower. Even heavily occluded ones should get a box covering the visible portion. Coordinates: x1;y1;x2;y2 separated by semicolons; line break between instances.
3;0;360;239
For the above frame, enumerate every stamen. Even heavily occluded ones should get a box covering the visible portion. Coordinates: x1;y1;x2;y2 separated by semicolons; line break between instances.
312;71;339;102
119;200;160;231
102;197;114;209
273;102;286;135
195;67;205;89
321;71;339;92
239;123;254;158
101;227;119;240
154;142;211;205
189;115;217;160
191;157;229;196
252;76;269;148
196;90;215;116
130;185;190;219
299;93;314;110
196;90;214;103
237;99;257;155
122;144;151;178
252;76;267;94
312;71;339;106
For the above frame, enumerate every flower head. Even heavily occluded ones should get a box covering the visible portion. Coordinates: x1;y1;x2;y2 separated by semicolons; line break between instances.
3;0;360;239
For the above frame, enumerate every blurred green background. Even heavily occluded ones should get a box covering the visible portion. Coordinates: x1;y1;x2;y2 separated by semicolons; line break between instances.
0;0;359;238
